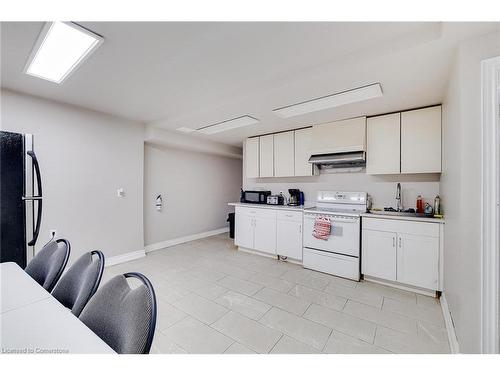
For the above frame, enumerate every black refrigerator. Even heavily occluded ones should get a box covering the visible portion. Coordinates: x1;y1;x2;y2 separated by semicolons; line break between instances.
0;130;43;268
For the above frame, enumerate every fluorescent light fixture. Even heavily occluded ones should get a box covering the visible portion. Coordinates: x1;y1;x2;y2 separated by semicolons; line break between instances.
24;22;103;84
176;127;196;133
197;115;259;134
272;83;383;118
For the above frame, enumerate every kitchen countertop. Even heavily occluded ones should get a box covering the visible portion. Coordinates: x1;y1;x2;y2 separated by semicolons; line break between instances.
228;202;308;211
361;212;445;224
229;203;445;223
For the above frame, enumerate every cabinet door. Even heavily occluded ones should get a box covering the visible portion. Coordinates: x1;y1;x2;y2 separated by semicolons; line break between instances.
397;233;439;290
259;135;274;177
274;131;295;177
366;113;401;174
401;106;442;173
277;220;302;260
254;216;277;255
361;229;397;281
245;138;259;178
234;213;254;249
294;128;313;176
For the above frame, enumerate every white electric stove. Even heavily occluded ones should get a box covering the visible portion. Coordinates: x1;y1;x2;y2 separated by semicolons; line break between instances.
303;191;367;281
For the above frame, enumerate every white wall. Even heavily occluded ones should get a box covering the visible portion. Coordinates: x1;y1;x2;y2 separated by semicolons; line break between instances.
144;143;242;246
1;89;145;264
441;30;500;353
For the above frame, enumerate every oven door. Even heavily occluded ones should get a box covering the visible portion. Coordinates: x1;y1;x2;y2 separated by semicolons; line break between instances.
303;212;360;257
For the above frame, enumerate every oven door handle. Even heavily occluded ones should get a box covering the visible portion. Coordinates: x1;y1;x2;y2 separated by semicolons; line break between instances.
304;214;358;223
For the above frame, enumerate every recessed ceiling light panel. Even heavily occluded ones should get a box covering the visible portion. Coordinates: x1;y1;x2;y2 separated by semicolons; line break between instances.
24;21;103;84
176;127;196;133
273;83;383;118
197;116;259;134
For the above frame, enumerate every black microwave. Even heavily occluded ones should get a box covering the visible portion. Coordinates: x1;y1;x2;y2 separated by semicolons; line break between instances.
240;190;272;204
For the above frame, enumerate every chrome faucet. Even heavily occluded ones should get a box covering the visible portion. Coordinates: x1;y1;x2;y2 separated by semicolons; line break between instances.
396;183;402;212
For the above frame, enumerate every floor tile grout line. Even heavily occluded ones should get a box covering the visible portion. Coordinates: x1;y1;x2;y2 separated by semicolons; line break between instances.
320;328;335;353
210;310;284;354
259;306;329;352
266;333;284;354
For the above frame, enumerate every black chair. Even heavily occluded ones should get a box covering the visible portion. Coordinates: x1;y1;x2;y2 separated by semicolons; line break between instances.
25;239;70;292
51;250;105;317
79;272;157;354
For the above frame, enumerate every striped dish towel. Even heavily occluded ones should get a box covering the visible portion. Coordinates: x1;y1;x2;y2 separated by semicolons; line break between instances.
313;216;331;240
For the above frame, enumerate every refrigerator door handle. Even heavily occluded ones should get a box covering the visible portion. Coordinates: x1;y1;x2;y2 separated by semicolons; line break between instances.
26;150;42;246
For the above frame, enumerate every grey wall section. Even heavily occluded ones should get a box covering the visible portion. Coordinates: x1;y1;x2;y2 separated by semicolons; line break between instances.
1;89;145;264
144;143;242;246
442;30;500;353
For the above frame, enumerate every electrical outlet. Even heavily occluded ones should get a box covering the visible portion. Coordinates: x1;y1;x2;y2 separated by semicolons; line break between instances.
50;229;57;239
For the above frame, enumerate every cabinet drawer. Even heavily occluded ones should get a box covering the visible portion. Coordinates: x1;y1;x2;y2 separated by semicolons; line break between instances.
277;210;303;222
303;248;359;281
362;217;439;238
235;206;277;219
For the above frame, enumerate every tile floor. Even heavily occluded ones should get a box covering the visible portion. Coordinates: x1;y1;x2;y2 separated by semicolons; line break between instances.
103;233;450;354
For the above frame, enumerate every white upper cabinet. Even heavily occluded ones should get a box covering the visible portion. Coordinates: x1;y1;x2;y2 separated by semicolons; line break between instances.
259;134;274;177
294;127;313;176
274;131;295;177
401;106;442;173
366;113;401;174
310;117;366;155
245;138;259;178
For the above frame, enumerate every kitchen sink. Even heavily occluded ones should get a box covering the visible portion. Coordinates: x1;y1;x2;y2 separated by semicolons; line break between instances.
368;210;430;218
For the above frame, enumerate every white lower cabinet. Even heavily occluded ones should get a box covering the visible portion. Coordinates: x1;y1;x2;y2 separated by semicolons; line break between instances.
234;213;254;249
254;216;277;255
276;211;303;261
396;233;439;290
361;229;397;281
362;217;442;291
235;206;303;259
235;206;277;256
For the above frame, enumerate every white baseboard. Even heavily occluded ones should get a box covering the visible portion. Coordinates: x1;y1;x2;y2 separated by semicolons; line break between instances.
145;227;229;253
440;292;460;353
238;246;278;260
238;246;302;265
105;249;146;267
363;276;436;297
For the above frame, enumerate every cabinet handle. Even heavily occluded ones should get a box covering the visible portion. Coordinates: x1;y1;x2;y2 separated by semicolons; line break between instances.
399;237;402;248
299;224;302;234
393;237;395;247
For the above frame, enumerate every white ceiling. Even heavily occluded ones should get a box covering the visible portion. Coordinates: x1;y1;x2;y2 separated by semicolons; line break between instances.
1;22;498;145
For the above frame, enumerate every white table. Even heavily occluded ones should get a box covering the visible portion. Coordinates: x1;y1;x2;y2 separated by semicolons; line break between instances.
0;262;115;354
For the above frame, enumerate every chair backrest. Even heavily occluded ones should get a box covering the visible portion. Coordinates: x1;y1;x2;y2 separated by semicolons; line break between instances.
51;250;105;317
25;239;71;292
79;272;157;354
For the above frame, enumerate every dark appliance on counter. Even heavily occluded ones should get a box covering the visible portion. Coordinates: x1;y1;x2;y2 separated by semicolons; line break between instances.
240;189;272;204
266;195;284;205
1;131;43;268
288;189;302;206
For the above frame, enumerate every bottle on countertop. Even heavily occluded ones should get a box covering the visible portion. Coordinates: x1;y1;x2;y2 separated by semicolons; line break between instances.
434;195;441;215
416;195;423;213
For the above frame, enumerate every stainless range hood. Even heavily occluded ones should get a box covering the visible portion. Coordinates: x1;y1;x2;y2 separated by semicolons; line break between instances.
308;116;367;171
308;151;366;169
